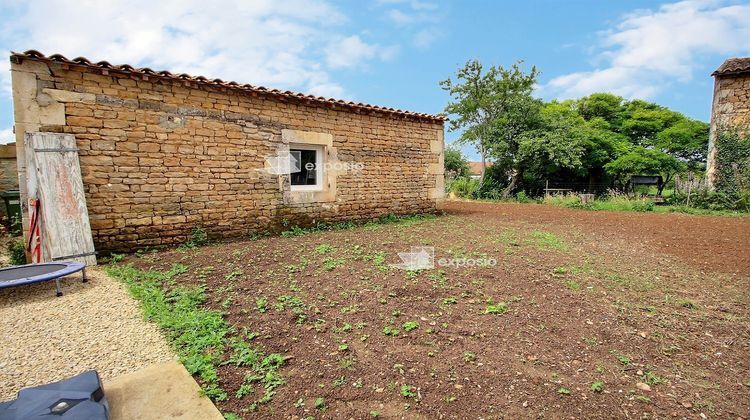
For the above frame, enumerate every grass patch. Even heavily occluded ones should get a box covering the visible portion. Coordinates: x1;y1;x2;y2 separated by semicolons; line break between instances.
106;263;286;407
604;273;654;292
528;230;568;252
542;194;748;217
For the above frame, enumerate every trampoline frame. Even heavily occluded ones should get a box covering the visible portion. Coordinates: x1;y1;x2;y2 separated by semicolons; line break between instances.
0;262;87;297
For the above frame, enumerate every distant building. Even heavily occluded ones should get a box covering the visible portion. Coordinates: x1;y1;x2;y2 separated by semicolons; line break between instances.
468;161;492;179
707;57;750;188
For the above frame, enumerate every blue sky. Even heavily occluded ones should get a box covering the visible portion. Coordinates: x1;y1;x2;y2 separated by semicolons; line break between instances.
1;0;749;159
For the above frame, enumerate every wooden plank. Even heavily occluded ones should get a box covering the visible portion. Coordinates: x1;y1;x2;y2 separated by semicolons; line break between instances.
24;134;42;262
25;133;96;266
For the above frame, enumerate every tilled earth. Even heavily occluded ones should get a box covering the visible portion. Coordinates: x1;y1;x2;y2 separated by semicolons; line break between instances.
127;201;750;419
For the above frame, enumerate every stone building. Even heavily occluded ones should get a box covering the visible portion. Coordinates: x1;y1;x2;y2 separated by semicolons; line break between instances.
0;144;19;218
707;57;750;187
10;50;445;252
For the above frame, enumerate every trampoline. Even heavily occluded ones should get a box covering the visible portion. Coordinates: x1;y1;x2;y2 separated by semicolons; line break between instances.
0;262;87;297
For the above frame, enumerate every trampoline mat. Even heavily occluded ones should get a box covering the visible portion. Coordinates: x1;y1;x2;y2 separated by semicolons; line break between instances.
0;264;69;282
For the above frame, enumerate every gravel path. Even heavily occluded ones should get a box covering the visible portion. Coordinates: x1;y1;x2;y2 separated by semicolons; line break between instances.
0;267;175;401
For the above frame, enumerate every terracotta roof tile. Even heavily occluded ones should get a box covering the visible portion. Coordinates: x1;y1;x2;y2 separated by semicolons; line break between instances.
10;50;446;123
468;161;492;175
712;57;750;76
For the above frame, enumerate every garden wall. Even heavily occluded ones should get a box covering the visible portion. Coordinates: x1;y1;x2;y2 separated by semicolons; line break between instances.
10;52;445;252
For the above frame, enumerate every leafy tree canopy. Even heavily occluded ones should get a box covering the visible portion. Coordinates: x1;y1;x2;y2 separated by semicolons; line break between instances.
604;146;684;184
444;146;470;178
441;60;709;197
656;119;710;165
441;59;540;196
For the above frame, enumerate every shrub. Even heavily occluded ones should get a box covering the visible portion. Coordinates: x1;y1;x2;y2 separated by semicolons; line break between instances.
631;200;655;212
668;189;749;212
450;177;480;198
542;193;585;208
182;227;209;248
515;191;531;203
7;239;26;266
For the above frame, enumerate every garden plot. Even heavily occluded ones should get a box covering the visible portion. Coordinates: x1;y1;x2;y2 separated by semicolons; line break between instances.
109;201;750;419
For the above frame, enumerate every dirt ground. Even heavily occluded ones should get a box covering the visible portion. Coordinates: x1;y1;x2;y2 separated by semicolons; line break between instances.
126;201;750;419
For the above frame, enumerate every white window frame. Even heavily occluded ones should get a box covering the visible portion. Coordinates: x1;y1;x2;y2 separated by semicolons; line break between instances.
289;143;325;192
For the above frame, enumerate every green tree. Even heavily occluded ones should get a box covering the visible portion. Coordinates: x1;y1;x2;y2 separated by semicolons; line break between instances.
656;119;709;167
619;100;682;147
516;101;586;179
444;146;470;178
441;59;539;194
576;93;624;127
604;146;684;194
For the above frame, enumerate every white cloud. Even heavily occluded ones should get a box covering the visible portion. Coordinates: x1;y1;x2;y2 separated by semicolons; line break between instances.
544;0;750;100
377;0;438;11
0;128;13;145
325;35;398;70
387;9;416;25
413;28;441;48
0;0;398;99
377;0;441;47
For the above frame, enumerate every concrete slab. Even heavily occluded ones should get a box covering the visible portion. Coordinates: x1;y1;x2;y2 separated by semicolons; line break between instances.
104;361;223;420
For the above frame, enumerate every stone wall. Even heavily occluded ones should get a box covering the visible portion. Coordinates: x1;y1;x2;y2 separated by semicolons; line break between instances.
11;57;444;252
707;73;750;186
0;144;19;217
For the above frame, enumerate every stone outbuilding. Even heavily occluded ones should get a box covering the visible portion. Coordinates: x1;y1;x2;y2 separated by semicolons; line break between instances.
706;57;750;187
10;50;445;252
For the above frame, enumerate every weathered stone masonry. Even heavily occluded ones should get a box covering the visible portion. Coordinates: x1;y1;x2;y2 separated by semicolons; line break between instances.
707;57;750;187
10;51;445;252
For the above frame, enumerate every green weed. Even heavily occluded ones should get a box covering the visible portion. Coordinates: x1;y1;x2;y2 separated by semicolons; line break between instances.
402;321;419;331
400;384;416;398
591;381;604;393
485;300;508;315
314;244;334;254
105;263;286;406
256;297;268;313
383;326;400;336
529;230;568;252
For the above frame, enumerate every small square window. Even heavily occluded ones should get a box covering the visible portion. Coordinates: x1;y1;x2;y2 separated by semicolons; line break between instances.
290;145;324;191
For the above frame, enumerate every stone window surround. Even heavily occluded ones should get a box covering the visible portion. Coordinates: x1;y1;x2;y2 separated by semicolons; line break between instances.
289;143;324;192
280;129;337;204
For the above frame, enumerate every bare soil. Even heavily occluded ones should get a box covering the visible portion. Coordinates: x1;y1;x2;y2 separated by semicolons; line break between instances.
126;201;750;419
